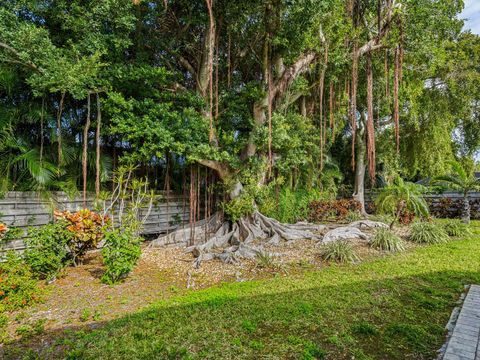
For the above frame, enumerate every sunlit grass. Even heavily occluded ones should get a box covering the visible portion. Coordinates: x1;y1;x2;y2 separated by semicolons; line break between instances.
6;222;480;360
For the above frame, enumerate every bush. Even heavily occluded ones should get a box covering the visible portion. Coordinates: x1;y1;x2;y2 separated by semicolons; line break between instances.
370;228;405;252
442;219;472;237
0;252;40;310
0;224;23;242
409;222;449;244
222;194;255;223
101;228;142;284
25;221;74;279
308;199;362;222
258;187;329;223
319;241;359;263
54;209;107;264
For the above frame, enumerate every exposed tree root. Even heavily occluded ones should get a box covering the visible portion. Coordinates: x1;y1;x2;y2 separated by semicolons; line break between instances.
349;220;388;229
321;226;369;244
151;211;326;267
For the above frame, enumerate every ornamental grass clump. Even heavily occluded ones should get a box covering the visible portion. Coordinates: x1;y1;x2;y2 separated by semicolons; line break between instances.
319;241;360;263
442;219;472;237
370;228;405;252
409;222;449;244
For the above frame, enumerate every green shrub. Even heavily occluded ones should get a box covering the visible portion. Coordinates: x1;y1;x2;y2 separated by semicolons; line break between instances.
409;222;449;244
1;226;23;242
319;241;359;263
345;211;363;223
0;252;40;310
258;187;330;223
101;228;142;284
222;194;255;223
370;228;405;252
442;219;472;237
25;221;74;279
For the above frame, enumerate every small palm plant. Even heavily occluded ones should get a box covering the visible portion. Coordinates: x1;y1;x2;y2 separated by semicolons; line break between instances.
433;161;480;224
375;177;429;229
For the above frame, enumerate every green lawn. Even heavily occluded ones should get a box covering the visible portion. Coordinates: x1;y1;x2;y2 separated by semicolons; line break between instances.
7;222;480;360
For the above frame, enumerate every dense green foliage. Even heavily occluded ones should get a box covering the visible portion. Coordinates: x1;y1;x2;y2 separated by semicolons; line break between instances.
433;161;480;223
101;228;142;285
0;0;477;206
7;223;480;359
0;252;40;311
370;228;405;252
409;222;449;244
375;177;429;228
259;187;329;223
25;221;74;279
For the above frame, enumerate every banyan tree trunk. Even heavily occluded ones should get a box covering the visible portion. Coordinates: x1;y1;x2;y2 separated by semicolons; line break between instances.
151;210;326;268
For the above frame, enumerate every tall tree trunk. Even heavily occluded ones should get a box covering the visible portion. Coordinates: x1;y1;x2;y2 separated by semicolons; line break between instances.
56;91;65;166
82;93;91;207
40;97;45;164
95;92;102;197
393;46;400;153
318;47;328;172
366;52;376;182
350;43;359;169
353;124;367;216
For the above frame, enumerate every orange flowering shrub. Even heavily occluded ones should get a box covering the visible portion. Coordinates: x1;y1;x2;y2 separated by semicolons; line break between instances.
54;209;109;263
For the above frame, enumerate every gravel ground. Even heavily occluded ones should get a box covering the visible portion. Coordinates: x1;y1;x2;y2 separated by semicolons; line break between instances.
4;225;411;342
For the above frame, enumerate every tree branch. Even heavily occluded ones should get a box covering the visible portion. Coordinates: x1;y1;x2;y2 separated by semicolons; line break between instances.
357;0;399;57
196;159;231;180
0;41;42;73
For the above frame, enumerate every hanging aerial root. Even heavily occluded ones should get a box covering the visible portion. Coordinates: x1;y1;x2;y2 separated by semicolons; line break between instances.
151;211;326;267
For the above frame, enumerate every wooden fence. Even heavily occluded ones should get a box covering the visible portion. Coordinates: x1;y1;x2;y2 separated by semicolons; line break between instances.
365;191;480;219
0;191;189;252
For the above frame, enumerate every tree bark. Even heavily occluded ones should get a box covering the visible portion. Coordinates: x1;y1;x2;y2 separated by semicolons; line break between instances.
353;123;367;216
40;97;45;164
366;52;376;182
95;92;102;197
462;193;471;224
56;91;65;166
82;93;91;207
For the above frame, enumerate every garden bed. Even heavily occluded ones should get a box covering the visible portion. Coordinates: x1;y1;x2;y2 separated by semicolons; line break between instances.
3;226;401;344
2;222;478;359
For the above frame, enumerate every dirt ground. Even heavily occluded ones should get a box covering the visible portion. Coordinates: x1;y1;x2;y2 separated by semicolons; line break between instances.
3;226;413;345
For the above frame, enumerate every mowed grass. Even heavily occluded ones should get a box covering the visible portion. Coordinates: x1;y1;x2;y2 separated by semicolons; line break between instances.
7;222;480;360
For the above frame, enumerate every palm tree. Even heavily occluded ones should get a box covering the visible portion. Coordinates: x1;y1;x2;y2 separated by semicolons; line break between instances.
433;161;480;224
375;177;429;229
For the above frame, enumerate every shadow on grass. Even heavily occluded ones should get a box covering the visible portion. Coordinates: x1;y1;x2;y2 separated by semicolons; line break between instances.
3;267;479;360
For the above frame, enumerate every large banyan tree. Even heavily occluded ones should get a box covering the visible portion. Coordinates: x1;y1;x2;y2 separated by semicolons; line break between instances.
0;0;473;264
149;0;464;263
